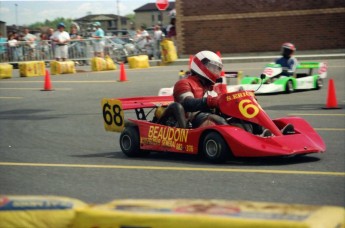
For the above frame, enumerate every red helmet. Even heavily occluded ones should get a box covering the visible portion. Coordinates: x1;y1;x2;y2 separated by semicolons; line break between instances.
282;42;296;51
190;50;223;84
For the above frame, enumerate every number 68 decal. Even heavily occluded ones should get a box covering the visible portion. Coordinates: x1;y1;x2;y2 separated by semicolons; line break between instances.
101;99;124;132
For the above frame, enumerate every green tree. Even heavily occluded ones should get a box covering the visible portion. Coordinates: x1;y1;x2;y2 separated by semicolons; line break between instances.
125;13;135;29
29;17;73;31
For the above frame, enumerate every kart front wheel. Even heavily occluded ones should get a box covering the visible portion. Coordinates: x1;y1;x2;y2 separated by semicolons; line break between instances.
285;80;294;93
202;132;230;163
119;126;149;157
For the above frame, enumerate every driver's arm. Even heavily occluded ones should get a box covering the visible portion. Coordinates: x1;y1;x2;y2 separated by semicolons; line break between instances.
173;80;218;112
182;96;209;112
287;57;298;76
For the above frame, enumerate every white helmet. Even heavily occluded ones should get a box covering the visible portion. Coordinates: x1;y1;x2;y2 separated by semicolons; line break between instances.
191;50;223;84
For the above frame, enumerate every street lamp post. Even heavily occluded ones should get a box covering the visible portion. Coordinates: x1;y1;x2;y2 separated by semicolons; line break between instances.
15;3;18;25
117;0;121;30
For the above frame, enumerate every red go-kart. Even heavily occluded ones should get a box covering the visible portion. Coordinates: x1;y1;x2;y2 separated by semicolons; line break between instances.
101;90;325;163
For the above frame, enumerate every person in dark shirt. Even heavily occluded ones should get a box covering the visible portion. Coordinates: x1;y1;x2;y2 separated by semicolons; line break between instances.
275;42;298;76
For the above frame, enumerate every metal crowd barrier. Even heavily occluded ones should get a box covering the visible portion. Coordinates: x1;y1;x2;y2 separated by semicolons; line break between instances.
0;38;139;65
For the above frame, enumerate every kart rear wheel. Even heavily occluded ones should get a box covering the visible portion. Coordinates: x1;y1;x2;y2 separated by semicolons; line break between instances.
202;132;230;164
315;78;323;90
285;80;294;93
120;126;149;157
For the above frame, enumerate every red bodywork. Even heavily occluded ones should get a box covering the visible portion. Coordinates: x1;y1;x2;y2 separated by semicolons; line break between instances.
111;91;326;157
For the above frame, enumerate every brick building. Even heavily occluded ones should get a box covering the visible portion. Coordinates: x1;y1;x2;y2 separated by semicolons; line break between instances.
175;0;345;55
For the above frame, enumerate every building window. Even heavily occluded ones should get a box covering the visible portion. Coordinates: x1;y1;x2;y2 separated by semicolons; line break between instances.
152;14;155;25
121;18;126;26
158;13;162;24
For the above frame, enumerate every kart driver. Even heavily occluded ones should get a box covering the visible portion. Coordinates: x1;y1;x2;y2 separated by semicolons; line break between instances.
275;42;298;76
173;50;227;128
172;50;295;135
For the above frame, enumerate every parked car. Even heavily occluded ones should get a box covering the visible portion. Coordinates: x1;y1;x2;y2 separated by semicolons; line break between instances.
104;36;136;63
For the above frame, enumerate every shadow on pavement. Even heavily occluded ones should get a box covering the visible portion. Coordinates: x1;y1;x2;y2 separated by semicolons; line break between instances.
0;109;62;120
71;151;321;166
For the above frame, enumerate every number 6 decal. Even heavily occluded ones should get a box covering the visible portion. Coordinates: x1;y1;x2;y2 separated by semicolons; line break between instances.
239;99;259;119
101;99;124;132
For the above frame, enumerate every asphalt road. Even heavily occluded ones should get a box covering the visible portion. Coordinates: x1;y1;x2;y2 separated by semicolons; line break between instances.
0;58;344;207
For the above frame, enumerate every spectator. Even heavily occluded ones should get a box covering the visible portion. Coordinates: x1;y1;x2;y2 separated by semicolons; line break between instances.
16;33;25;61
23;28;37;46
153;25;163;59
8;33;19;61
38;33;51;61
46;28;55;57
46;27;54;40
92;21;105;58
50;22;70;61
166;18;176;38
69;26;81;40
145;35;154;60
69;26;81;63
22;28;37;60
166;18;177;54
0;32;7;61
134;29;141;40
134;25;149;52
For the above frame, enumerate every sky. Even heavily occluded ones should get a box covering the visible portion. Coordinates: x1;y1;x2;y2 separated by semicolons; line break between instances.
0;0;152;25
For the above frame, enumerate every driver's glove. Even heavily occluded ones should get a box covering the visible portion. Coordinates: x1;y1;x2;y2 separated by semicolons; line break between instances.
206;95;220;109
213;83;227;95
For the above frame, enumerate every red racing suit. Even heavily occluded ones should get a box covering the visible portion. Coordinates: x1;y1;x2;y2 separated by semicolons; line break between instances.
173;74;226;127
173;74;210;112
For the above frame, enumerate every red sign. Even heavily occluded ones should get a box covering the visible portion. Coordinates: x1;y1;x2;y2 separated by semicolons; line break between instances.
156;0;169;11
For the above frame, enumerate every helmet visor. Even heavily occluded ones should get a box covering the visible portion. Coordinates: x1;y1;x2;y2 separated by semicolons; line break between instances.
205;60;223;76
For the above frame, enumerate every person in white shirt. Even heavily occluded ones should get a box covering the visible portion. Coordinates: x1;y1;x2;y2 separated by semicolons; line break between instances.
23;28;36;49
153;25;163;59
135;26;149;51
50;22;70;61
8;34;19;61
22;28;37;60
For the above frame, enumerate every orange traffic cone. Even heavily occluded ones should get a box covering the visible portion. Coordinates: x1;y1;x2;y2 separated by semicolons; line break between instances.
42;69;53;91
118;62;127;82
216;51;225;76
323;79;341;109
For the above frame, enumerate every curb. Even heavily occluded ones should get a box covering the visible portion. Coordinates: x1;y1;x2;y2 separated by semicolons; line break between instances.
150;53;345;66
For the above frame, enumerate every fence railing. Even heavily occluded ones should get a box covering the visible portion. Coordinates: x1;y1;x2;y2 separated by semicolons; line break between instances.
0;37;149;65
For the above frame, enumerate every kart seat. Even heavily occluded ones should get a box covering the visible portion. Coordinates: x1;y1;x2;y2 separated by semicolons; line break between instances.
295;73;309;78
157;102;187;128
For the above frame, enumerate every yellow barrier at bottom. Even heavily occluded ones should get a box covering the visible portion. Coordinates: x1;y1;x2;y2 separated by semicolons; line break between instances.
1;196;343;228
0;195;88;228
50;61;76;75
72;199;345;228
0;63;13;79
127;55;150;69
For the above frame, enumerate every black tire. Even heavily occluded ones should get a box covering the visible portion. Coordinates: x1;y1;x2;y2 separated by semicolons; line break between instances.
285;80;294;93
119;126;149;157
315;78;323;90
202;132;231;163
